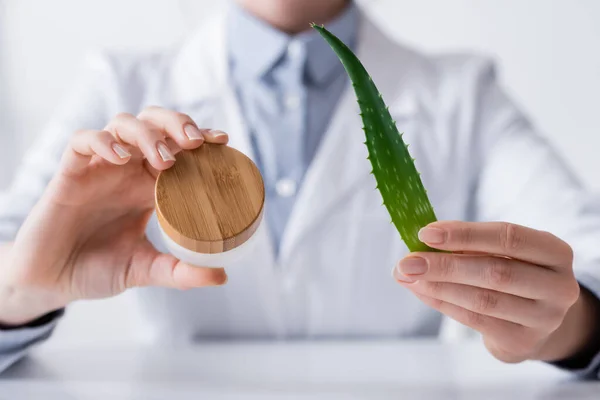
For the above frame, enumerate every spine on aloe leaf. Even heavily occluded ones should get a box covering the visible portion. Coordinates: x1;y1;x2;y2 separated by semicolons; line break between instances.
312;23;437;252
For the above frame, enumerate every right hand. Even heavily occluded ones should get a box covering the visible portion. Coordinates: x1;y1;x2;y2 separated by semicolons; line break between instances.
0;107;229;325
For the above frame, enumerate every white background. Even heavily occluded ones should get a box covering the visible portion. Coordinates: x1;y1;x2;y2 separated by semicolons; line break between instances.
0;1;599;345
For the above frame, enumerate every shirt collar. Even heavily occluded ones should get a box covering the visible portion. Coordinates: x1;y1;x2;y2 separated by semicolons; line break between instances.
227;2;358;85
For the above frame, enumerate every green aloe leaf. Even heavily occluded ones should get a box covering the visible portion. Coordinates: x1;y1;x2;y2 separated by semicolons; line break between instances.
312;23;437;252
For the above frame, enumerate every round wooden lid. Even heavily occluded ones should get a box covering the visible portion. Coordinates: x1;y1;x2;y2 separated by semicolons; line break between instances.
155;144;265;254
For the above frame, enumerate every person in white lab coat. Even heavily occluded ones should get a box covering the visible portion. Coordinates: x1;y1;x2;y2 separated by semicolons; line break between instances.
1;0;599;377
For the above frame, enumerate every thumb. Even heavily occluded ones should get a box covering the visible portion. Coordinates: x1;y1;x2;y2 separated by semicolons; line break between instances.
124;240;228;289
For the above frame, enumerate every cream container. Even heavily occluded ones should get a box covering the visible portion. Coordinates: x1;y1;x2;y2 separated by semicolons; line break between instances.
155;143;265;268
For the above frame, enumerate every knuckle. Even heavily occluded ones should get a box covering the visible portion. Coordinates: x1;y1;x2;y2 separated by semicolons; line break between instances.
138;105;162;117
559;281;580;306
499;223;525;252
135;121;161;139
174;111;193;123
548;279;580;307
70;130;88;145
114;111;135;122
438;255;457;280
123;264;138;290
95;129;113;140
564;243;574;263
140;120;162;135
472;289;498;313
426;281;444;297
455;226;474;245
71;129;111;146
556;237;574;264
465;309;485;328
542;231;574;265
484;258;514;289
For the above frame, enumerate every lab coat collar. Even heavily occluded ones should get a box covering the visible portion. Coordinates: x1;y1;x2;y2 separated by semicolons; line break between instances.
159;7;257;158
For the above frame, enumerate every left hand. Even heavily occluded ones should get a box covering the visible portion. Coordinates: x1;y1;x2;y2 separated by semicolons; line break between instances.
394;220;590;363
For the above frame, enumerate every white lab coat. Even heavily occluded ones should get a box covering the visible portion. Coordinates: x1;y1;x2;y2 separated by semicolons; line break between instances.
2;8;600;345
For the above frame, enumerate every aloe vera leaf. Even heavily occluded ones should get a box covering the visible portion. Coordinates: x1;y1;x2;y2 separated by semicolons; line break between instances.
312;23;437;252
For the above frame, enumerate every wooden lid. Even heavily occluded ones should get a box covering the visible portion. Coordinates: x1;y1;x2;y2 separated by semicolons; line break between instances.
155;144;265;254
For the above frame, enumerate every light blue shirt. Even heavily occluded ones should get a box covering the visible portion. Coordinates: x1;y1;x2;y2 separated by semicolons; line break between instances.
227;2;358;252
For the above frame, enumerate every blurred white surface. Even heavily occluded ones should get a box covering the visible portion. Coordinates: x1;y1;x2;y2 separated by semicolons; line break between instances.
3;341;596;399
0;0;599;347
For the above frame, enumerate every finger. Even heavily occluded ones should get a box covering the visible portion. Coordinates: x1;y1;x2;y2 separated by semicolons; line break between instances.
137;106;206;150
417;221;573;270
412;292;538;355
105;112;176;170
483;336;528;364
165;137;182;154
202;129;229;144
62;129;132;174
395;253;559;300
142;137;183;180
399;280;550;328
125;241;228;289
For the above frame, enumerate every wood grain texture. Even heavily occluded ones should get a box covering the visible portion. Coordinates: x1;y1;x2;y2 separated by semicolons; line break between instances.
155;144;265;254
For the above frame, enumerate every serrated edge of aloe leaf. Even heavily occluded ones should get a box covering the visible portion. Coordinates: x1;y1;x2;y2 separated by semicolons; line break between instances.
312;23;438;252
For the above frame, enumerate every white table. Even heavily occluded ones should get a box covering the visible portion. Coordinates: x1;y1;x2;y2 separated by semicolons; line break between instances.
0;340;598;399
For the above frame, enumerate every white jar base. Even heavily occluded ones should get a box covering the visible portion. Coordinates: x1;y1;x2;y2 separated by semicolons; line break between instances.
160;224;262;268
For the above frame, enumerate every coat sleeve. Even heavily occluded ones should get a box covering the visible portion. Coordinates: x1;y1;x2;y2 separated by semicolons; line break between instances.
469;59;600;379
0;52;121;374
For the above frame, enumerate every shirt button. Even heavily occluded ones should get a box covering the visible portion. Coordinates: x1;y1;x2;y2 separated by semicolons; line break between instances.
284;94;301;110
287;41;304;60
276;178;297;198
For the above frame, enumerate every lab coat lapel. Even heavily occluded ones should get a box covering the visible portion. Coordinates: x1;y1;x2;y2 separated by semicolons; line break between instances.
279;13;422;263
157;9;255;159
151;10;286;333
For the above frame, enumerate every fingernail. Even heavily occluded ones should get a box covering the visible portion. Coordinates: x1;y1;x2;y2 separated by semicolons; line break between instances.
206;129;228;140
183;124;204;141
112;143;131;159
157;142;176;162
398;257;428;275
393;265;416;283
418;227;446;244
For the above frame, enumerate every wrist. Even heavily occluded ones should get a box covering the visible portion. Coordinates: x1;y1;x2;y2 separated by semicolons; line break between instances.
536;285;600;363
0;285;67;327
0;238;70;328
